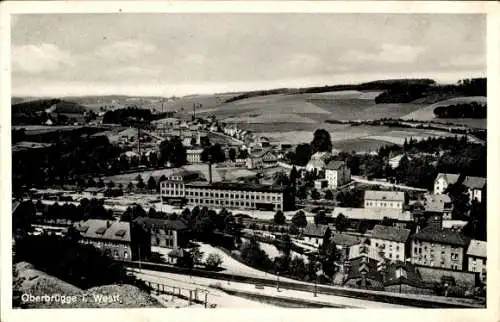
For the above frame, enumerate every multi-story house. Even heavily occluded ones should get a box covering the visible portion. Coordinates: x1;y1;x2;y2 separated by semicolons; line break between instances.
160;171;294;211
466;239;487;283
368;225;411;262
434;173;486;203
422;193;453;220
364;190;406;211
186;148;203;164
133;217;190;249
74;219;151;261
325;160;351;189
410;225;470;270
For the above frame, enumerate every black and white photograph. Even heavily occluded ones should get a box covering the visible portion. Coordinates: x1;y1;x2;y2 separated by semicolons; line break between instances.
2;2;497;317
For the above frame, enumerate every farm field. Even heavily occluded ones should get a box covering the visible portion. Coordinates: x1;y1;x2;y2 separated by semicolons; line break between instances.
401;96;486;128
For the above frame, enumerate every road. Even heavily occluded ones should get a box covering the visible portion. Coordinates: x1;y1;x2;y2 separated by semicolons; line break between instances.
351;176;428;192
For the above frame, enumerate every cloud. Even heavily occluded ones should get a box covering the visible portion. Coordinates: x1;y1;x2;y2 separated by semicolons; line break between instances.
442;54;485;69
95;40;156;61
339;44;426;64
11;43;74;74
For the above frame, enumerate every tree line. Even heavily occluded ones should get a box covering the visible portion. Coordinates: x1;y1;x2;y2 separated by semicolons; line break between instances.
433;102;486;119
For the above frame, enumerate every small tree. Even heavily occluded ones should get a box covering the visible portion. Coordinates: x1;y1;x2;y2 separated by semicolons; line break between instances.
274;210;286;225
205;253;223;270
310;188;320;200
107;180;115;189
127;181;134;192
136;178;145;190
324;190;334;200
292;210;307;228
335;213;348;232
147;176;157;192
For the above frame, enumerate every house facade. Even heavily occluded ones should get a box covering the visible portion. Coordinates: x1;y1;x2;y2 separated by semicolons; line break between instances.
423;193;453;220
368;225;411;262
133;217;190;249
74;219;151;261
325;161;351;189
302;224;330;247
186;149;203;164
410;225;469;270
466;239;487;283
364;190;405;211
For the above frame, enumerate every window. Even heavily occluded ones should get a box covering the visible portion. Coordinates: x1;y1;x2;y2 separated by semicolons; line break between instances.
396;245;400;251
124;251;129;259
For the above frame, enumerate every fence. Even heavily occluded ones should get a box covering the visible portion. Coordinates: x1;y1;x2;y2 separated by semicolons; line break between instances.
142;279;213;308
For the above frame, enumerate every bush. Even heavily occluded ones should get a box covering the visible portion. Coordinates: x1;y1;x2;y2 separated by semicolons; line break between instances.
205;253;223;270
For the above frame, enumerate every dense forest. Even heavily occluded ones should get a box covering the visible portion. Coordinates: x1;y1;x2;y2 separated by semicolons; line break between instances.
433;102;486;119
11;99;90;125
102;107;168;125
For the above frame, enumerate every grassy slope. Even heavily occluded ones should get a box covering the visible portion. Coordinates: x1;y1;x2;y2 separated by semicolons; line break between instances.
402;96;487;121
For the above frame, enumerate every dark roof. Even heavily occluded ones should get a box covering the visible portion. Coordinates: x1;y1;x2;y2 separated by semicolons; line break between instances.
384;261;430;288
303;224;330;238
331;233;362;247
344;256;382;283
411;225;469;247
74;219;131;242
325;161;346;171
134;217;188;231
186;181;286;193
368;225;411;243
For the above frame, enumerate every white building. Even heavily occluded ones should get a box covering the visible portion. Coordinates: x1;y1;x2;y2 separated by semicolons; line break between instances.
325;160;351;189
434;173;486;203
388;154;411;169
364;190;405;211
466;239;487;283
246;150;277;169
186;149;203;164
305;152;331;172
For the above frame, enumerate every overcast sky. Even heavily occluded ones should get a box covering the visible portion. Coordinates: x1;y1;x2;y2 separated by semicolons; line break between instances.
11;14;486;97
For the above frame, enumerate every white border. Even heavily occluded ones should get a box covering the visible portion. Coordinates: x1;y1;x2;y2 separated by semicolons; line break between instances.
1;2;499;322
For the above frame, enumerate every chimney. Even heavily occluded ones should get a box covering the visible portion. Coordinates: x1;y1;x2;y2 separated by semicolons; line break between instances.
208;162;213;184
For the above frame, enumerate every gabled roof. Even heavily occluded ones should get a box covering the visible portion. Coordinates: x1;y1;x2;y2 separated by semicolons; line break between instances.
74;219;131;242
435;173;461;185
467;239;486;258
411;225;469;247
331;233;363;247
325;161;346;171
344;256;382;282
364;190;405;202
463;176;486;190
423;193;452;213
303;224;330;238
368;225;411;243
